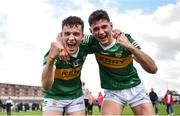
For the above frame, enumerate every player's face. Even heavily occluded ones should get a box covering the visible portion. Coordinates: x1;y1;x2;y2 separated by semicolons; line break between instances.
90;19;113;46
62;25;83;55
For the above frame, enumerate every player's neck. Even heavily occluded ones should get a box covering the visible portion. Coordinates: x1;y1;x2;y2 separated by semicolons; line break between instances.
99;38;116;50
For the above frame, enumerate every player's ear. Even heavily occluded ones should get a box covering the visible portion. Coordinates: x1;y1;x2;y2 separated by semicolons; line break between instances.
56;32;61;41
60;32;64;43
56;32;63;44
81;34;85;40
110;22;113;28
89;28;92;33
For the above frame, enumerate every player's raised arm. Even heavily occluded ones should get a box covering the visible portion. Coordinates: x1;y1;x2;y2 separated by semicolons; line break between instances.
116;33;158;74
41;41;64;90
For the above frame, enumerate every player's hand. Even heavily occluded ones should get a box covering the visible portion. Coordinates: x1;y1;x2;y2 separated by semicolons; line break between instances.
56;33;69;61
116;32;132;49
48;41;64;61
112;29;123;39
58;48;69;61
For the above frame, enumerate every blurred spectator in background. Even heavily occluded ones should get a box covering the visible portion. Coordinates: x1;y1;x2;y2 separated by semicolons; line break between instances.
0;98;3;112
5;97;13;116
88;92;95;115
149;88;158;115
97;91;104;112
164;90;174;116
82;82;90;115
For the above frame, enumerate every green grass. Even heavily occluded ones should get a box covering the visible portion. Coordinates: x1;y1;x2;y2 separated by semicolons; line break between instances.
93;104;180;115
0;104;180;115
0;110;42;116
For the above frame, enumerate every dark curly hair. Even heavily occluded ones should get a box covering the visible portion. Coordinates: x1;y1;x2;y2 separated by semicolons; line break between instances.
88;9;110;26
62;16;84;31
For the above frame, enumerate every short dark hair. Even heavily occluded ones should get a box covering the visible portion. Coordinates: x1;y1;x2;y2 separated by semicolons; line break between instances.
62;16;84;31
88;9;110;26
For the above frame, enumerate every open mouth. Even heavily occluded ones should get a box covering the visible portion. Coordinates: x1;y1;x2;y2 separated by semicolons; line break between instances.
67;42;76;48
98;35;108;41
65;41;77;53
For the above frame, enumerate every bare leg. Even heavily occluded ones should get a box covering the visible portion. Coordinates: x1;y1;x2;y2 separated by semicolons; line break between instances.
43;110;62;116
132;102;155;115
68;110;85;116
101;100;124;115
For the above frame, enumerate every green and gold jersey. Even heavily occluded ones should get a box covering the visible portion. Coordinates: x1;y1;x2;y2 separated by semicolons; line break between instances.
43;35;93;100
87;34;142;90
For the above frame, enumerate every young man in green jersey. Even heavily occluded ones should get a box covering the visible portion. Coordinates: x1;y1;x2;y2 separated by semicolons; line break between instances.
88;9;158;115
41;14;121;115
41;16;93;115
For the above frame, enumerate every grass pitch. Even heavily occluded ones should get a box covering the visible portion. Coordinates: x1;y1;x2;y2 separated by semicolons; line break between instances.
0;104;180;115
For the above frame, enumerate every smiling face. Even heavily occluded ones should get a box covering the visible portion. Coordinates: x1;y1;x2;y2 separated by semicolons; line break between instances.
61;24;83;55
90;19;113;47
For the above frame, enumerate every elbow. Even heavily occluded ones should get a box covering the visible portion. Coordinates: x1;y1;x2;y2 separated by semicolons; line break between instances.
150;65;158;74
151;68;158;74
144;64;158;74
41;72;54;91
42;83;49;91
41;79;53;91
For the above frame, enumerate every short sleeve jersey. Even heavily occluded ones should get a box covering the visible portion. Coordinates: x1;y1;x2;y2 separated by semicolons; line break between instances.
87;34;142;90
43;35;93;100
